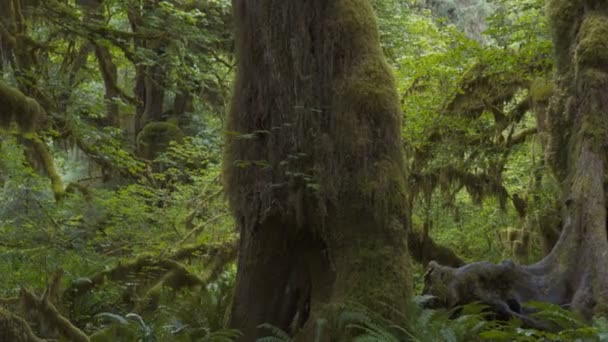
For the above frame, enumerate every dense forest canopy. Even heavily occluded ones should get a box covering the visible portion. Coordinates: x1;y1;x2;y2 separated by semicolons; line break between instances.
0;0;607;341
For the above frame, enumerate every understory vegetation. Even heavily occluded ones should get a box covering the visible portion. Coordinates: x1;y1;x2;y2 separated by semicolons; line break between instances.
1;0;607;341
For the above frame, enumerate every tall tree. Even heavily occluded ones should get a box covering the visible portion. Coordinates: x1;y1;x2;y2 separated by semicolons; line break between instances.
543;0;608;316
422;0;608;324
224;0;411;338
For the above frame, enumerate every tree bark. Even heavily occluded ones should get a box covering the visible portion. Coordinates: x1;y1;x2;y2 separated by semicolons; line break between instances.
225;0;411;339
423;0;608;322
128;1;166;136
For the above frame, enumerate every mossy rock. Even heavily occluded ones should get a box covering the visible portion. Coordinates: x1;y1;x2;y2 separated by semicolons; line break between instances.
136;121;184;159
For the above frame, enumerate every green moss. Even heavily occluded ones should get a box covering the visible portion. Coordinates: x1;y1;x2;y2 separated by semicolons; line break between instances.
0;307;44;342
136;121;183;159
0;81;44;132
530;77;554;102
17;98;44;132
576;14;608;71
444;63;522;118
546;0;581;39
226;0;411;333
30;139;65;200
333;0;381;54
546;0;582;72
333;51;406;223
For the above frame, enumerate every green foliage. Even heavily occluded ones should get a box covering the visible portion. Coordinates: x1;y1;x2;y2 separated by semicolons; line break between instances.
370;0;558;270
0;0;590;340
336;301;608;342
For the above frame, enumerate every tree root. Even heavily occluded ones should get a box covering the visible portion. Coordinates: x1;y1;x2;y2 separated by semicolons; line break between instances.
0;307;45;342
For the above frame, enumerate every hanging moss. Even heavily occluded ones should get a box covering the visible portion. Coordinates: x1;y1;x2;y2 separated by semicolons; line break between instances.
444;63;524;119
136;121;183;160
0;81;45;133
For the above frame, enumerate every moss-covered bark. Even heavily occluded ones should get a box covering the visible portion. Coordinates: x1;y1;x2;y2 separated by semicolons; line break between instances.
225;0;410;339
28;138;65;200
0;81;45;132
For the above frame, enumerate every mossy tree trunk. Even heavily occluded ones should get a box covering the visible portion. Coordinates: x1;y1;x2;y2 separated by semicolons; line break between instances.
225;0;411;339
543;0;608;315
423;0;608;322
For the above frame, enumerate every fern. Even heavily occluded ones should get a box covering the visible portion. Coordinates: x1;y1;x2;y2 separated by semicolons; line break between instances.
256;323;292;342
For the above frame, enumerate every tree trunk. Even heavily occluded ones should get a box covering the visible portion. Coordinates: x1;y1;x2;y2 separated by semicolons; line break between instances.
129;1;166;136
225;0;411;339
423;0;608;323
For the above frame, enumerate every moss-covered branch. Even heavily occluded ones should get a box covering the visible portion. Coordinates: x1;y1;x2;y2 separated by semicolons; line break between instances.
506;127;538;147
411;166;510;207
27;138;65;200
66;240;236;300
0;81;46;132
20;288;89;342
444;63;526;119
0;307;45;342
